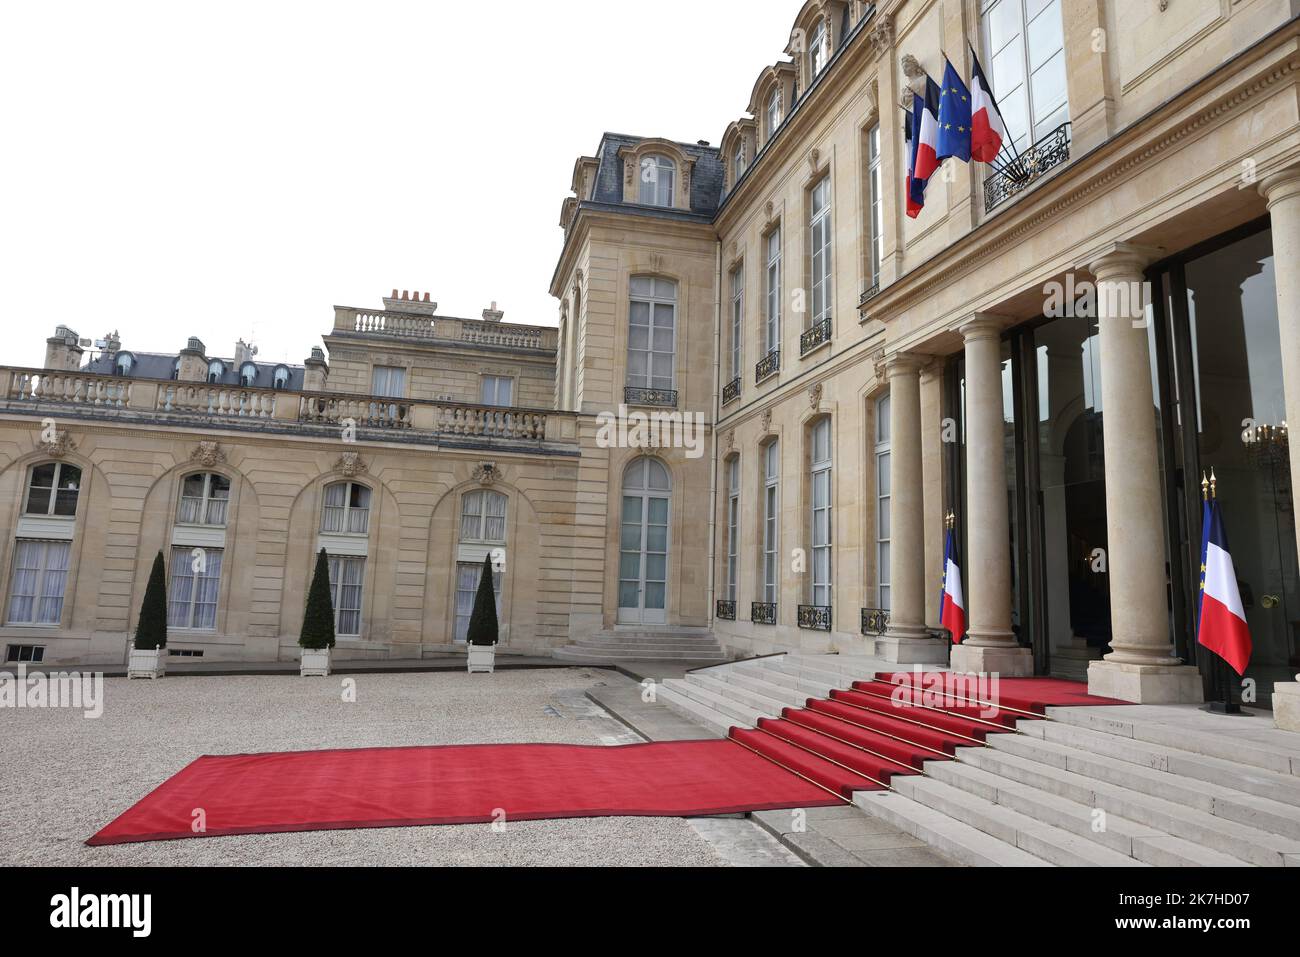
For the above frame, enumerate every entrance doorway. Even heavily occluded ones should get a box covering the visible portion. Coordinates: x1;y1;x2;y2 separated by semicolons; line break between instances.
617;458;671;625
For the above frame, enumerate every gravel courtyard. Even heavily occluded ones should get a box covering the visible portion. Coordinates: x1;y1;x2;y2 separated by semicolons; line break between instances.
0;668;800;867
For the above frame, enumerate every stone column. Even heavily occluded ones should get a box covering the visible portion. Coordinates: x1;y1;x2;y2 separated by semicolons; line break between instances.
950;316;1033;676
1085;243;1202;703
878;354;947;663
1260;168;1300;730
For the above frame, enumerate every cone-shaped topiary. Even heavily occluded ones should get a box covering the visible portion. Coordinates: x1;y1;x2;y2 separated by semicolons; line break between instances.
300;548;337;650
134;551;169;650
466;553;499;647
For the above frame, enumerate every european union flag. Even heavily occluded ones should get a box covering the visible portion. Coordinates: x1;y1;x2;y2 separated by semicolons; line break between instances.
936;56;972;163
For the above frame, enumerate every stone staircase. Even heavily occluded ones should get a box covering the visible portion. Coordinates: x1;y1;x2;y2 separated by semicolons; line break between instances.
655;653;1300;867
552;627;727;663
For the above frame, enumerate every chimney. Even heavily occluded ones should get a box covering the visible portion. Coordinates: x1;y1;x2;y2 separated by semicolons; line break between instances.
44;325;84;372
103;330;121;356
382;290;438;316
303;346;329;392
482;301;504;323
177;337;208;382
234;339;258;366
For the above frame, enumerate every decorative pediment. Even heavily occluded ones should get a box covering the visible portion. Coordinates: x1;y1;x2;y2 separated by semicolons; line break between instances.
334;451;368;478
39;429;77;459
190;441;226;468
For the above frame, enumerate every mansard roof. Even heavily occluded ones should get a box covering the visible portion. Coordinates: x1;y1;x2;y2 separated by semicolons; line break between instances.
83;351;306;390
591;133;725;216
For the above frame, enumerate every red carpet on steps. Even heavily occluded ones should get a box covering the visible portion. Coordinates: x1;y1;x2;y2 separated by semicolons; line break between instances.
86;740;843;847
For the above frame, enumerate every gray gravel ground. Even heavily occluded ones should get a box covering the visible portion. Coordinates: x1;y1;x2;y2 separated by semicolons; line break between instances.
0;668;790;867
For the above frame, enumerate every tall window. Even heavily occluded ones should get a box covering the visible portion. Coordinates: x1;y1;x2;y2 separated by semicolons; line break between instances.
461;490;508;543
178;473;231;527
866;125;883;289
765;227;782;355
480;375;514;406
733;144;746;185
981;0;1068;152
168;547;223;630
627;277;677;393
875;394;892;610
371;366;406;398
725;457;739;603
6;540;70;625
239;363;258;387
810;176;833;326
766;89;782;141
328;556;365;637
809;19;828;78
810;418;833;607
730;265;744;380
762;441;779;604
321;482;371;535
454;562;502;643
207;360;225;383
25;463;81;517
639;154;675;207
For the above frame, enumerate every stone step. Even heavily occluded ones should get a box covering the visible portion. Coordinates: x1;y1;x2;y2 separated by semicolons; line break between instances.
735;661;838;699
654;683;735;737
929;755;1253;866
852;791;1051;867
551;645;723;662
984;732;1300;865
1045;706;1300;777
684;672;788;718
604;628;715;639
568;640;725;653
763;655;860;690
715;668;816;709
889;774;1147;867
659;677;766;726
1022;719;1300;807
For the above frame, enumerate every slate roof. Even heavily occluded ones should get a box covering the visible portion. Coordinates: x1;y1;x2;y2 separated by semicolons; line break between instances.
591;133;725;218
83;351;306;391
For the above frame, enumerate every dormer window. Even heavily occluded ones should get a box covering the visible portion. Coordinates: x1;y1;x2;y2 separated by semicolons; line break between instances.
207;360;225;384
273;366;290;390
766;89;782;140
114;352;134;376
639;154;676;208
733;145;746;184
239;362;258;388
171;358;181;381
810;20;828;78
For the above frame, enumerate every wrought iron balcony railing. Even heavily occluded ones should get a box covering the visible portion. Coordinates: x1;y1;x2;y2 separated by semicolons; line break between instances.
798;604;832;632
858;282;880;308
861;607;890;637
800;317;832;357
715;600;737;621
623;386;679;409
722;377;741;405
752;602;778;626
984;123;1072;213
755;349;780;383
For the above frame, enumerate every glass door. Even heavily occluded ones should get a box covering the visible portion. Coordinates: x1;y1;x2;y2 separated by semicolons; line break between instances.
617;459;671;625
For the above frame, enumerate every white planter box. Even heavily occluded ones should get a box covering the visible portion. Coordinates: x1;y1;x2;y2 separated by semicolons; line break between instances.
128;648;166;680
467;644;496;674
300;647;332;677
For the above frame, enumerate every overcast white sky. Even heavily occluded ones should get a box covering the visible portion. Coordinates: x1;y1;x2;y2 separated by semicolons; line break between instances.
1;1;800;368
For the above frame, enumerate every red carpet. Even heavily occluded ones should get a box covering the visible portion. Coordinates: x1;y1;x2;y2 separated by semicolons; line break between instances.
86;740;843;847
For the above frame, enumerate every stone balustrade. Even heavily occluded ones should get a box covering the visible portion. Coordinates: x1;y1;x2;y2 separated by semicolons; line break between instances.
6;368;132;408
333;307;557;351
159;383;279;419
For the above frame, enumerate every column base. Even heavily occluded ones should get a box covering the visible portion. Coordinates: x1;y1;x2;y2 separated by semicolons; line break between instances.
950;643;1034;677
1273;681;1300;732
1087;660;1204;704
1049;638;1104;681
876;631;950;665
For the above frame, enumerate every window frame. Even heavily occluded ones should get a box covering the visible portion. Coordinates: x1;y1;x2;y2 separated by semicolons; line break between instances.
638;154;676;208
320;481;372;536
875;394;892;611
5;539;71;627
627;276;678;393
24;462;82;518
765;225;782;355
480;375;515;407
725;457;740;603
730;263;744;380
762;440;780;604
867;124;883;289
459;489;509;545
810;418;833;607
979;0;1069;153
177;472;231;528
167;545;223;631
371;365;406;399
327;554;366;638
207;360;225;384
809;19;828;79
809;176;834;327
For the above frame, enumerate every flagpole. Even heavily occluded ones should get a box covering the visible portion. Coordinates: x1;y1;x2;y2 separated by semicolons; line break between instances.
1200;468;1245;716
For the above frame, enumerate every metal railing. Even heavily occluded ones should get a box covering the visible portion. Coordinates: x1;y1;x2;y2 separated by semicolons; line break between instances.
798;604;832;632
984;122;1072;213
624;386;678;409
715;600;737;621
858;282;880;308
800;317;832;356
752;602;778;626
722;377;741;405
755;349;780;383
861;607;890;637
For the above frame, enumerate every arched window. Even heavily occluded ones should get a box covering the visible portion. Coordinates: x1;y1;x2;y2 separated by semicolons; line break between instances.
25;463;81;517
638;154;675;207
619;458;672;624
239;362;258;388
171;357;181;381
114;352;135;376
178;472;231;527
627;277;677;395
875;394;891;611
460;490;508;543
810;418;833;607
321;481;371;535
207;360;225;384
273;366;291;390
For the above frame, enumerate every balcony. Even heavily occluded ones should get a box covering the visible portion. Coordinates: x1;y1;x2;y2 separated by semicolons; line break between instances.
332;307;558;353
722;377;741;406
861;607;890;637
1;367;572;449
858;282;880;309
624;386;678;409
752;602;777;626
800;318;832;357
755;349;780;383
715;600;737;621
984;123;1072;214
798;604;832;632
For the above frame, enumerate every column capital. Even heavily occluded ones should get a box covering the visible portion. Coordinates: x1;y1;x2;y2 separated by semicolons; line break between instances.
1080;241;1163;282
883;352;930;378
959;313;1012;342
1259;165;1300;207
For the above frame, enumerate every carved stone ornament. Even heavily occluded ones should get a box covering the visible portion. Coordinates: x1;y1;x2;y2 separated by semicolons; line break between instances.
725;431;735;452
765;200;775;221
900;53;928;108
761;409;773;434
334;451;368;478
190;441;226;468
867;12;893;52
809;383;824;411
39;430;77;458
809;148;821;174
472;462;499;486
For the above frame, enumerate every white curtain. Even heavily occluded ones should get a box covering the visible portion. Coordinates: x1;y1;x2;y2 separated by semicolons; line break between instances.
36;541;70;624
484;492;507;542
168;548;195;628
168;547;222;629
328;556;365;636
321;483;347;533
7;541;41;623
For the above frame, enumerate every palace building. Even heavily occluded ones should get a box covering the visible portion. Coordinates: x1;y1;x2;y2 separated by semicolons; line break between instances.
2;0;1299;719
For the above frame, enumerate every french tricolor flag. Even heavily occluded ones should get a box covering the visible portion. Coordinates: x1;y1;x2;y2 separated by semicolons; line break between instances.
1197;499;1253;676
969;44;1008;164
905;75;943;218
940;525;966;645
